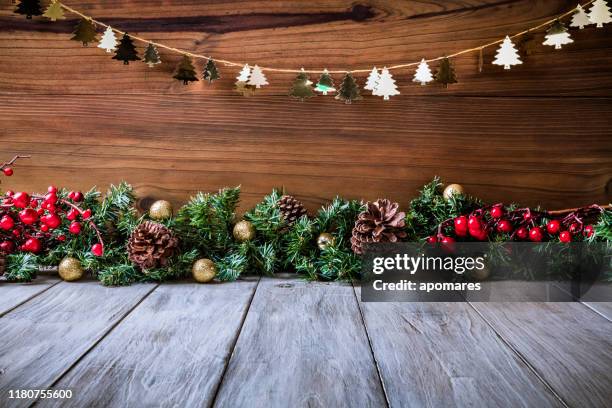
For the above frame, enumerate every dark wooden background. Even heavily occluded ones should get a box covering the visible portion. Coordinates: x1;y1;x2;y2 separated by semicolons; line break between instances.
1;0;611;212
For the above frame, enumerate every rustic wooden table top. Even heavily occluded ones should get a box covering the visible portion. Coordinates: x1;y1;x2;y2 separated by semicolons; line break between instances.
0;276;610;408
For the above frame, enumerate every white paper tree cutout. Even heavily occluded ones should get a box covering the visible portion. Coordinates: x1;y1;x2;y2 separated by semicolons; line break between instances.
492;36;522;70
571;4;592;29
98;26;118;53
236;64;251;82
589;0;612;28
413;59;433;85
372;68;399;100
364;67;379;92
247;65;268;88
543;20;573;49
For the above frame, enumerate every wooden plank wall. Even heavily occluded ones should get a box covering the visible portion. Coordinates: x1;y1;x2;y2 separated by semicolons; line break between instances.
1;0;611;213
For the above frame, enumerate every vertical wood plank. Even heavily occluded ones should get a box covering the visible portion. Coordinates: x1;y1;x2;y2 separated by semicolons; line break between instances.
40;279;259;408
471;302;612;408
0;276;59;317
0;280;156;408
213;277;387;408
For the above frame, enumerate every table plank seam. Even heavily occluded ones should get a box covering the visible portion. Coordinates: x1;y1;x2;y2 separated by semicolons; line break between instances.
466;301;571;408
210;277;261;408
0;280;62;319
578;302;612;323
27;283;161;408
351;283;391;408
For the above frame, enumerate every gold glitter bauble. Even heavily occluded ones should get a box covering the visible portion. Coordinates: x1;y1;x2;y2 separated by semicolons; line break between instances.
192;258;217;283
233;220;255;242
317;232;335;250
149;200;173;220
470;264;490;281
58;257;84;282
443;184;465;200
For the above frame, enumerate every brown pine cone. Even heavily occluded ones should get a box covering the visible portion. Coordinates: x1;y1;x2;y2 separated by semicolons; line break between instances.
127;221;179;271
278;195;307;224
0;251;6;277
351;199;407;254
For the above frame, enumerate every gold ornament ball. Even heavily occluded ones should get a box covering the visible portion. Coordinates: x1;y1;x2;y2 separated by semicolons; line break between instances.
470;264;491;281
58;257;84;282
192;258;217;283
149;200;173;220
233;220;255;242
317;232;336;250
443;183;465;200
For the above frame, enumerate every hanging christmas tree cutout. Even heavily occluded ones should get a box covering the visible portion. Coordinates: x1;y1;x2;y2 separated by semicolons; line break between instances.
236;64;251;82
413;59;433;85
203;59;220;83
571;4;592;29
373;67;399;100
364;67;380;92
247;65;268;88
335;73;362;104
71;18;98;47
435;57;457;87
113;33;139;65
492;36;522;69
173;55;199;85
235;64;255;96
14;0;42;19
289;68;315;101
543;20;573;50
98;26;118;53
143;43;161;67
315;69;335;95
43;1;64;21
589;0;612;28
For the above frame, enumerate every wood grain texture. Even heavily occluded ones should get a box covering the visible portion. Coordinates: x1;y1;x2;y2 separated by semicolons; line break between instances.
213;277;386;408
471;302;612;408
0;280;155;408
356;290;562;407
0;276;59;317
41;279;259;408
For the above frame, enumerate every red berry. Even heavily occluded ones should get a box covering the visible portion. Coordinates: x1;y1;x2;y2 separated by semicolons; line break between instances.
440;236;456;252
546;220;561;235
569;223;581;235
559;231;572;243
66;208;79;221
523;211;532;222
5;190;14;197
23;237;42;253
0;241;15;253
516;227;529;240
0;215;15;230
37;208;45;216
12;229;21;237
12;192;30;208
72;191;83;202
44;213;61;229
68;191;76;200
18;208;38;225
426;235;438;244
468;215;481;230
40;224;49;232
82;209;92;220
584;225;594;238
69;221;82;235
471;228;489;241
529;227;544;242
2;167;13;176
454;216;468;237
57;234;66;242
30;200;39;209
44;192;58;205
490;205;504;219
48;186;57;193
497;219;513;233
91;243;103;257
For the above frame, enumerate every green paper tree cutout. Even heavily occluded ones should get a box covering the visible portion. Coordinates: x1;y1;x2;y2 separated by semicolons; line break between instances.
71;18;98;46
113;33;140;65
315;70;335;95
173;55;199;85
289;70;315;101
435;57;457;88
43;1;65;21
203;59;220;83
14;0;42;19
143;43;161;67
335;73;362;104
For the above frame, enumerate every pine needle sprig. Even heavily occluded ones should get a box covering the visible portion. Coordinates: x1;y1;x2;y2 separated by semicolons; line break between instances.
4;253;39;282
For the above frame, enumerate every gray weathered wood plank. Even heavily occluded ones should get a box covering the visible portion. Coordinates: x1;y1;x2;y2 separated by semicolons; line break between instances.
0;276;59;317
355;287;562;408
213;277;386;408
40;278;259;408
471;302;612;408
0;280;156;408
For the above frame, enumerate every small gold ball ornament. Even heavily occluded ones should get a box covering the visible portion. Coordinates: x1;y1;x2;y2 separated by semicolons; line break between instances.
233;220;255;242
58;257;84;282
317;232;336;250
192;258;217;283
443;183;465;200
149;200;173;220
469;264;491;281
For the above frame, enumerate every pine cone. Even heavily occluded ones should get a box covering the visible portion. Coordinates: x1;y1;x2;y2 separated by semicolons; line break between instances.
351;199;407;254
0;252;6;277
278;195;307;224
127;221;179;270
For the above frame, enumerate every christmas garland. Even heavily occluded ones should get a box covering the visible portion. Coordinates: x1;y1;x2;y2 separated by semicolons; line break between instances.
0;157;610;286
11;0;612;102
